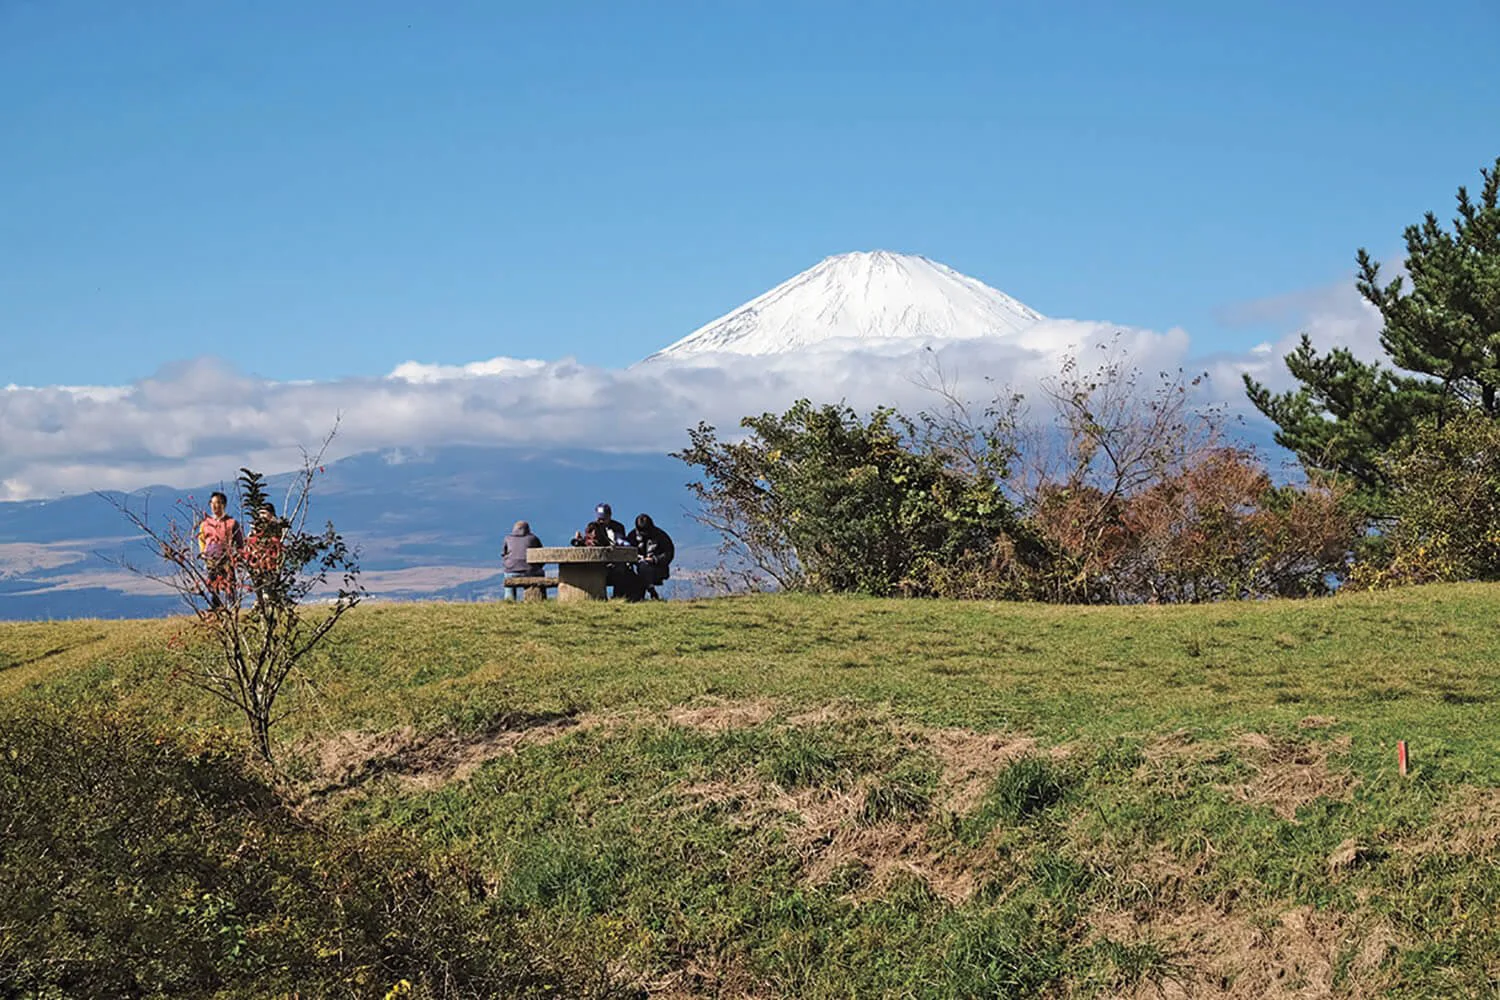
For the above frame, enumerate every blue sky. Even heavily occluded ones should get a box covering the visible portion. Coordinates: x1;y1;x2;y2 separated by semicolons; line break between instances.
5;0;1496;387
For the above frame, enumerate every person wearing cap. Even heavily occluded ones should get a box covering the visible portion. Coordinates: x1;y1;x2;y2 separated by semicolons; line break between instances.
501;520;544;600
571;503;633;598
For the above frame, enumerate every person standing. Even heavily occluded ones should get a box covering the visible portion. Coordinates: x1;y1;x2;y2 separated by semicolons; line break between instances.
198;490;244;609
244;503;286;605
501;520;544;601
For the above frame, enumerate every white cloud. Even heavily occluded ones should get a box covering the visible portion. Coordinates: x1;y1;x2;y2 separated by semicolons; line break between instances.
1200;280;1385;404
0;297;1387;502
387;357;550;382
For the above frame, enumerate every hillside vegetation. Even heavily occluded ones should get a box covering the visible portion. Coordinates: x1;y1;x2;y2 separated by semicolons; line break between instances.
3;586;1499;998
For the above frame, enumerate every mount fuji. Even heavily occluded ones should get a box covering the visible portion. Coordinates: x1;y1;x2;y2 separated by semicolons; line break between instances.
643;250;1045;362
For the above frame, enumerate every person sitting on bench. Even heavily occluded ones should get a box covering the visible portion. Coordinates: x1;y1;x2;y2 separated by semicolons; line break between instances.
501;520;544;600
572;502;629;546
627;512;674;600
572;503;632;598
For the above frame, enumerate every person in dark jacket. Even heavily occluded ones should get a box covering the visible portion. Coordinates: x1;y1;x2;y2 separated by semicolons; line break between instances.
501;520;543;600
572;503;629;547
568;503;633;597
627;512;674;599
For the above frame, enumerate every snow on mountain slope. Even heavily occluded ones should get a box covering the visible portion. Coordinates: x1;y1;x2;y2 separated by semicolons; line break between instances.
643;250;1044;362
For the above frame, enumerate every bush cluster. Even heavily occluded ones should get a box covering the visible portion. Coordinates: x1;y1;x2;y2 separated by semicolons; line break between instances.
1349;413;1500;588
0;706;633;1000
677;375;1364;603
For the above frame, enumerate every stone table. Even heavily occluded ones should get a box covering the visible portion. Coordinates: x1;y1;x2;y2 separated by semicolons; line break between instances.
529;546;639;602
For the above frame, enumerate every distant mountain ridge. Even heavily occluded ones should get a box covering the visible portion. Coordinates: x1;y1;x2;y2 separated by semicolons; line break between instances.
1;250;1059;620
0;446;707;620
644;250;1044;361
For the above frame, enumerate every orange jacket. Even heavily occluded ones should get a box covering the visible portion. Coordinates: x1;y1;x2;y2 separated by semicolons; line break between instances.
198;515;243;560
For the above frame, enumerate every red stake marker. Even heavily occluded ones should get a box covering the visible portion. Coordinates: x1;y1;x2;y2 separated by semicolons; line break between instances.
1398;740;1409;777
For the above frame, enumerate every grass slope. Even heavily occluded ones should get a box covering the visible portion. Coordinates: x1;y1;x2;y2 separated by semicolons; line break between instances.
3;585;1499;998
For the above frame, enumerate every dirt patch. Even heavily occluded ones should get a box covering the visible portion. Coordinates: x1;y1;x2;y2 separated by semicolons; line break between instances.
922;727;1038;814
785;702;865;728
802;810;982;904
666;703;1045;890
1142;729;1199;761
1139;729;1237;768
774;777;978;901
305;726;421;790
1325;838;1386;877
1089;904;1398;999
1406;786;1500;858
1226;733;1356;822
1107;845;1216;912
646;951;780;1000
1133;730;1234;799
678;774;986;904
667;699;776;733
295;710;588;803
1133;730;1357;821
676;719;1043;904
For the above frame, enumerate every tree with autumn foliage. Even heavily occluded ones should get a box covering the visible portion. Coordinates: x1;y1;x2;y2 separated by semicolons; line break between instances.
680;347;1365;603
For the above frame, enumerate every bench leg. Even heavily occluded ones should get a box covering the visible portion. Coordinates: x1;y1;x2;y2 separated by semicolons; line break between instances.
524;584;548;602
556;564;608;602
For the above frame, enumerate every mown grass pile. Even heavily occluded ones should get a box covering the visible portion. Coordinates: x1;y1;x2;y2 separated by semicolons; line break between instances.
3;584;1499;997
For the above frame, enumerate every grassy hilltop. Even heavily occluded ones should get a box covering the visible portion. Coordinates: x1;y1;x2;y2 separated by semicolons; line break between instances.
3;585;1499;998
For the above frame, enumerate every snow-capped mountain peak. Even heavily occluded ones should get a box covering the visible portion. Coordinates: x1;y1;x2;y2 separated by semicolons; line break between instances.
643;250;1044;362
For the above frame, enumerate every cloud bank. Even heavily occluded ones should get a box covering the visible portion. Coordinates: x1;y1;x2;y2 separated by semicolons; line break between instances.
0;291;1384;502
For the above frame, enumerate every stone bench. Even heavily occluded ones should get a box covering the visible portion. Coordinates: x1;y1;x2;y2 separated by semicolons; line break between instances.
502;575;558;602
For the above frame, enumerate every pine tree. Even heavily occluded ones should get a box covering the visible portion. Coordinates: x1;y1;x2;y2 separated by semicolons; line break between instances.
1245;156;1500;493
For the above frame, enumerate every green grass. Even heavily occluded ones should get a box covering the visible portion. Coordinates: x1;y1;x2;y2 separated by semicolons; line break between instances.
4;584;1500;997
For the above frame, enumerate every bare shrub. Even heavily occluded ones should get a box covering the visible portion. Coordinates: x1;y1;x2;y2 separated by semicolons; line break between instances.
107;433;361;762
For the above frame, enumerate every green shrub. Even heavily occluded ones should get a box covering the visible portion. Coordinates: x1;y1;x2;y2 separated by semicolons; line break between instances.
0;705;632;999
1352;413;1500;587
675;399;1019;596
